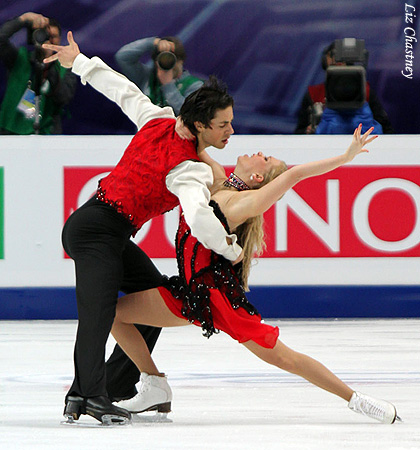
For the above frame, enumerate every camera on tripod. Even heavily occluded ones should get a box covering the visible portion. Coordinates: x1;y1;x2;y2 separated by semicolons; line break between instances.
325;38;369;110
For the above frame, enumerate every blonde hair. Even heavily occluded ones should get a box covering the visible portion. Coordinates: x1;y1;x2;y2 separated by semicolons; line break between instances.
217;161;287;291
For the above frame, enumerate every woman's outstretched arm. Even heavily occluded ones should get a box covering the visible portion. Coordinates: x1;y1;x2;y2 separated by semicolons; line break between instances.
229;125;377;222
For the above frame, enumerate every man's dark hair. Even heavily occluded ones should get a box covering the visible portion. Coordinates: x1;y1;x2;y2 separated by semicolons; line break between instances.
179;76;234;135
321;42;335;70
48;18;61;36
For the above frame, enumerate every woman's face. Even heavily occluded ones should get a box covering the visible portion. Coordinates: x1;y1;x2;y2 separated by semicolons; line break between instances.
237;152;285;177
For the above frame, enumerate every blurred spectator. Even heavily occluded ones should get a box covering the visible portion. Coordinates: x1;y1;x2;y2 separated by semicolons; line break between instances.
115;36;203;115
295;40;394;135
0;12;77;135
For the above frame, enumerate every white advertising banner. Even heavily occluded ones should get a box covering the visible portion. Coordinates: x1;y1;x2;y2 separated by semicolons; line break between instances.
0;134;420;288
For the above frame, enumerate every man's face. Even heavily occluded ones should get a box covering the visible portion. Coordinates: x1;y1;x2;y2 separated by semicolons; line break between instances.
326;52;346;67
42;26;60;58
197;106;234;150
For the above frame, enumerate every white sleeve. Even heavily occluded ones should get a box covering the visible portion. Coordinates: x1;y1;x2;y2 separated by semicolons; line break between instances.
72;53;175;129
166;160;242;261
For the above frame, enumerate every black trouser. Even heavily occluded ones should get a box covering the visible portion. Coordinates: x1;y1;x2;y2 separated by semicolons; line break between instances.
62;197;163;399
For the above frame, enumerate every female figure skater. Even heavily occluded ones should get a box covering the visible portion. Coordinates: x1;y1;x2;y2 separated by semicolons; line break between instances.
111;125;400;424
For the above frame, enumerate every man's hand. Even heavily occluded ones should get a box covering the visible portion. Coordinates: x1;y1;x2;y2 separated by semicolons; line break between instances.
19;12;49;29
154;38;175;54
42;31;80;68
232;249;244;266
156;66;176;85
305;124;315;134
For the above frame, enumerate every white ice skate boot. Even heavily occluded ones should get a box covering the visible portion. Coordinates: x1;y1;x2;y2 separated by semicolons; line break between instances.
114;373;172;414
348;391;401;424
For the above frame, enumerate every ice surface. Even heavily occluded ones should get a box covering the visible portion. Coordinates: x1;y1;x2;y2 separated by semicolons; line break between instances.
0;319;419;450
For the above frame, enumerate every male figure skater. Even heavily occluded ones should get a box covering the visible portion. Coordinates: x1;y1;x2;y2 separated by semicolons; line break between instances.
43;32;241;425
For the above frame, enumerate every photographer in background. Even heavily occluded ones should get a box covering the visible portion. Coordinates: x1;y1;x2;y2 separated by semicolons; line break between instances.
115;36;203;115
295;39;394;135
0;12;77;134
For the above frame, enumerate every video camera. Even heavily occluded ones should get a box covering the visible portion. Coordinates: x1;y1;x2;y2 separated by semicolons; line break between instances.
325;38;369;109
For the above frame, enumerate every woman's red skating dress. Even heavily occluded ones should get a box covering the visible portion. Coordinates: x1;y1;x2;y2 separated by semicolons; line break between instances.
158;201;279;349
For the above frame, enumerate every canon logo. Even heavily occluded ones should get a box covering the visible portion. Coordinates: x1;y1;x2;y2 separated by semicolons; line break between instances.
65;166;420;259
277;178;420;254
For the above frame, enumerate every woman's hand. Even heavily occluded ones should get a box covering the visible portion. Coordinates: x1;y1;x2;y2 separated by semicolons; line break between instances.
344;123;378;162
175;116;195;140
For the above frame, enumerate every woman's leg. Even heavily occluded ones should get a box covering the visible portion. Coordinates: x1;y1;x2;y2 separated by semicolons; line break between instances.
242;339;354;401
106;241;165;401
111;289;188;376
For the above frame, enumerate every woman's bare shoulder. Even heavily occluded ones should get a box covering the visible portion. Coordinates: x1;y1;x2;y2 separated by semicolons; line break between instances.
211;190;248;231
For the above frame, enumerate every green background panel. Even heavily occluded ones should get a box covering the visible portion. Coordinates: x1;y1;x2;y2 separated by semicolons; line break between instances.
0;167;3;259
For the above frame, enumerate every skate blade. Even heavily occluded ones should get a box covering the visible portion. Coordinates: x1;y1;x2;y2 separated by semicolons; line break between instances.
132;412;172;424
395;415;403;423
61;414;131;427
101;414;132;426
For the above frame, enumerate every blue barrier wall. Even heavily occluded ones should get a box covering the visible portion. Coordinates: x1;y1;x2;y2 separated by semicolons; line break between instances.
1;286;420;320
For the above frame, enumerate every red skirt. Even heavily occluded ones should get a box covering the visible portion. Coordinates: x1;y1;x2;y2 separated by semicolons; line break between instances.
158;286;279;349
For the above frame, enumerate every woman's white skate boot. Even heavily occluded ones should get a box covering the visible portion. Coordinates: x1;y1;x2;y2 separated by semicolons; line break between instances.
348;391;401;424
115;373;172;414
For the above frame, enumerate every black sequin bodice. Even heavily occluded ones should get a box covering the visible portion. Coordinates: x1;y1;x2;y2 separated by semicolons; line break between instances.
163;200;259;338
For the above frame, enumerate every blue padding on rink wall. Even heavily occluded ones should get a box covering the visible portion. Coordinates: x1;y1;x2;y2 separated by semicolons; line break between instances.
0;288;78;320
1;286;420;320
247;286;420;319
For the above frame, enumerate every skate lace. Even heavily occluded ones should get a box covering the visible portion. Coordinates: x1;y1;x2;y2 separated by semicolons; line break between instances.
358;397;387;420
139;377;152;394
